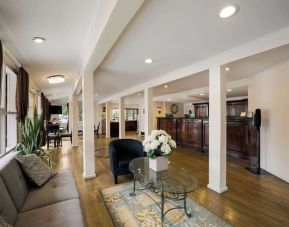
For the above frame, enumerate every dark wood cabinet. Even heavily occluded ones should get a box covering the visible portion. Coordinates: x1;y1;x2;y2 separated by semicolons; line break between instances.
227;99;248;117
194;103;209;118
158;117;257;163
176;119;202;149
110;122;119;137
125;120;137;131
202;120;209;149
157;118;177;141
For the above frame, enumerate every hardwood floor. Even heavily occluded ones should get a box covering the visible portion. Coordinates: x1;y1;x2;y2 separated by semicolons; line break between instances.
52;133;289;227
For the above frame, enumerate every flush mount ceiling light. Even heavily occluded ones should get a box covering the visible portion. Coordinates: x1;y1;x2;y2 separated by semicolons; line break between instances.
33;37;45;43
225;67;230;71
219;4;239;18
164;85;169;88
47;75;65;84
145;58;153;64
199;93;205;96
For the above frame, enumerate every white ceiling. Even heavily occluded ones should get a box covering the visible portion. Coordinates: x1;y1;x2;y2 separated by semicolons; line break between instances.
0;0;100;103
122;43;289;104
1;0;289;105
94;0;289;102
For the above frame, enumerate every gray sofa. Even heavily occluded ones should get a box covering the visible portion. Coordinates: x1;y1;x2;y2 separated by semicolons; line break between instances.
0;152;84;227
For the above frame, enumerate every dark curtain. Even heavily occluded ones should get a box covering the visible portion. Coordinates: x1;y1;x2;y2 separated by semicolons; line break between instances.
67;102;69;132
41;93;51;146
0;40;3;103
16;67;29;123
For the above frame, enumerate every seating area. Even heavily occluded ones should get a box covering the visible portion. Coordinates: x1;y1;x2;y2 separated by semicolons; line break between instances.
1;1;289;226
0;152;84;227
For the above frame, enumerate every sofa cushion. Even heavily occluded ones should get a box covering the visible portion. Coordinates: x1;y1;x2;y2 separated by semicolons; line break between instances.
0;152;30;211
21;170;79;212
0;216;12;227
15;154;56;187
0;177;18;225
15;199;84;227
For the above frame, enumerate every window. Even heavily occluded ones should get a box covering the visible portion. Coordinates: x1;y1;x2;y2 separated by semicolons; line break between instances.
126;109;138;120
0;66;17;156
112;109;119;121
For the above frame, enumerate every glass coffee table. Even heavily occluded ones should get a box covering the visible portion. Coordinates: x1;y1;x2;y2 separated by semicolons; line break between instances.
129;157;198;223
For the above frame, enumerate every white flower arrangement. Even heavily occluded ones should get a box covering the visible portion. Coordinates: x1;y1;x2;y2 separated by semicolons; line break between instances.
142;130;177;158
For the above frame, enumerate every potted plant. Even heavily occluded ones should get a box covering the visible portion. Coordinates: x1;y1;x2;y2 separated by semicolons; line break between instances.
142;130;177;172
15;107;52;166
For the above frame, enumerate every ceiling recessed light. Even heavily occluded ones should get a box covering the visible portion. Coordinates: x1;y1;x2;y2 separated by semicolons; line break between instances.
95;93;98;96
145;58;153;64
227;88;232;92
47;75;65;84
220;4;239;18
167;98;171;101
199;93;205;96
225;67;230;71
137;93;142;96
33;37;45;44
164;85;168;88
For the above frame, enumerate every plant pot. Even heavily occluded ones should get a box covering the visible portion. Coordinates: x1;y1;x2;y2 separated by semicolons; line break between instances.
149;156;168;172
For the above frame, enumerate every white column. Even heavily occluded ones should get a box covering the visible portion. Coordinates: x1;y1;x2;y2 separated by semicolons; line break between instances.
144;88;154;138
207;65;228;193
106;101;111;138
70;93;79;147
119;97;125;139
82;72;96;179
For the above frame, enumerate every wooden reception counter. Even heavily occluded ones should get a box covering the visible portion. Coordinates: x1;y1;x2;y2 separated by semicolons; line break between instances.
157;117;257;162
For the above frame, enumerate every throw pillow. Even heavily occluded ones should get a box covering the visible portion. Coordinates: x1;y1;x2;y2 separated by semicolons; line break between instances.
15;153;57;187
0;216;12;227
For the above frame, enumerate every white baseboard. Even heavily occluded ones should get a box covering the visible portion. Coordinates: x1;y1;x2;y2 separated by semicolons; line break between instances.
207;184;228;193
83;173;96;180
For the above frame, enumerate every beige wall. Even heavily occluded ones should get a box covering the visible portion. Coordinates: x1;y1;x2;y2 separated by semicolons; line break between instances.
153;101;165;129
248;60;289;183
164;102;184;118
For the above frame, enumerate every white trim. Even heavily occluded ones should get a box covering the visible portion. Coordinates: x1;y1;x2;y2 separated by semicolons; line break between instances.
207;184;228;194
82;173;96;180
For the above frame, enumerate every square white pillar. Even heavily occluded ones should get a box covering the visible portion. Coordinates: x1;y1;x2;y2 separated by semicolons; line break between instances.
119;97;125;139
70;93;79;147
207;65;228;193
82;72;96;179
106;101;111;138
144;88;153;138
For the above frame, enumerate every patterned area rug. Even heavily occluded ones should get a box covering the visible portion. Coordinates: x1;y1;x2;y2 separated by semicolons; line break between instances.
100;182;233;227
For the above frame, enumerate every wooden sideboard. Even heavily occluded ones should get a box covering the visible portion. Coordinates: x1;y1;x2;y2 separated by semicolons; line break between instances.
157;117;257;162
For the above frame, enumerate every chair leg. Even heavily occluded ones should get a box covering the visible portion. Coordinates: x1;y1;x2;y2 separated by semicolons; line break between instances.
114;175;118;184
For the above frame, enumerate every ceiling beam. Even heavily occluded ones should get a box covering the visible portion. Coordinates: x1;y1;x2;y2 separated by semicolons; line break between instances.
98;26;289;104
72;0;144;95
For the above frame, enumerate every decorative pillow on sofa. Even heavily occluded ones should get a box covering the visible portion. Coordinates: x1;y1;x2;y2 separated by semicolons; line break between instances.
15;154;57;187
0;216;12;227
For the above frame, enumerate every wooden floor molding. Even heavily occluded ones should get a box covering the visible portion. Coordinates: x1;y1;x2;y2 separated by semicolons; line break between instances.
52;134;289;227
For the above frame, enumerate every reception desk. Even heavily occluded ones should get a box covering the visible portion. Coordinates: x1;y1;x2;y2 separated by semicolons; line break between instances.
157;117;257;162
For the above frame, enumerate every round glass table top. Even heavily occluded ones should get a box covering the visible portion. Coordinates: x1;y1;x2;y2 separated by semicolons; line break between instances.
129;157;198;194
